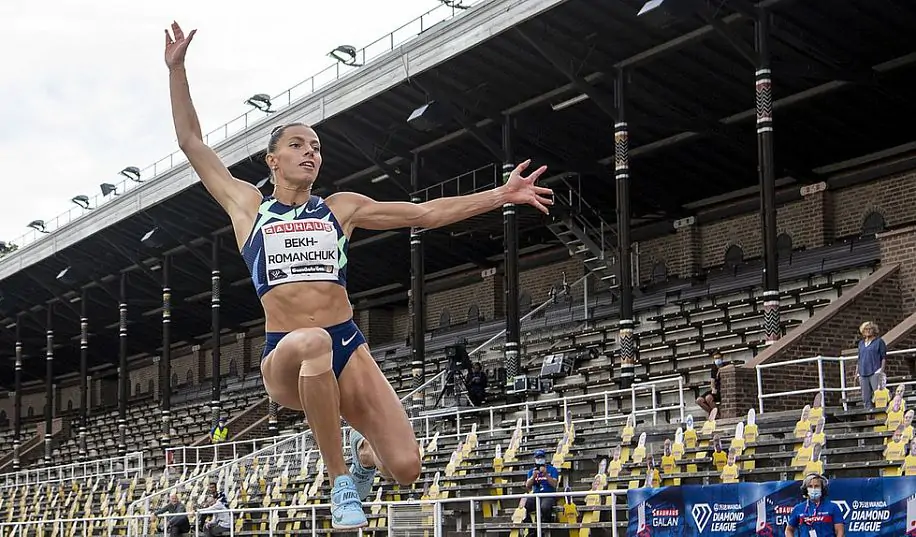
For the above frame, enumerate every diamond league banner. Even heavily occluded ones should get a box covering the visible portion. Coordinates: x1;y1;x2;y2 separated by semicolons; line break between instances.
627;477;916;536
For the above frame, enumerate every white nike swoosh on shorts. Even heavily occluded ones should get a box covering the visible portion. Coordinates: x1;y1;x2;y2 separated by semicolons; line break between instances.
342;332;358;346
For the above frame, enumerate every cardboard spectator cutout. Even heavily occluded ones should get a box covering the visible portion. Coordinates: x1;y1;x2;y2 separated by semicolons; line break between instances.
745;408;759;443
794;405;812;439
672;427;685;460
721;447;740;483
684;415;698;448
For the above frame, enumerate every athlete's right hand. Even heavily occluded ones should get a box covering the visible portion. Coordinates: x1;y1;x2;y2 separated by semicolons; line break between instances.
164;21;197;69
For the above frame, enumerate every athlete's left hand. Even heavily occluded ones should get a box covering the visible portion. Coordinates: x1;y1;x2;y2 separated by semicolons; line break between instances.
502;159;553;214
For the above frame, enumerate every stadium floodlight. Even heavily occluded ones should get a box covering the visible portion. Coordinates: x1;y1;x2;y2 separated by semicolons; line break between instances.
140;227;164;250
637;0;696;27
328;45;362;67
245;94;274;114
28;220;48;233
100;183;118;197
120;166;142;182
56;266;78;286
407;101;449;132
71;195;92;210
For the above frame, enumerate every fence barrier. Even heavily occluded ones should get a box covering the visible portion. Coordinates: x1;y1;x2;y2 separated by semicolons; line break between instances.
756;347;916;413
166;375;686;469
0;451;143;490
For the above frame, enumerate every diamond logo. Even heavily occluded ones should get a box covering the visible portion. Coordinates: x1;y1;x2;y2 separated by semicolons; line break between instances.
692;503;713;532
832;500;850;520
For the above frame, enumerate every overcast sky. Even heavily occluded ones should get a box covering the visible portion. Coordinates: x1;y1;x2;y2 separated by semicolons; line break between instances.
0;0;452;247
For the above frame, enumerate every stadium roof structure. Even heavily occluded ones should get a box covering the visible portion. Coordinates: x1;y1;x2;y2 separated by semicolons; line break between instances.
1;0;915;384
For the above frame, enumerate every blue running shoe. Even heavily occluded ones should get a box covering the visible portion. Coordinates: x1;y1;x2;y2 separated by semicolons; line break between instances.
349;429;378;501
330;475;368;529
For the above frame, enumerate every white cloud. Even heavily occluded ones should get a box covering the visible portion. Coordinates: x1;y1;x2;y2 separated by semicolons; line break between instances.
0;0;444;246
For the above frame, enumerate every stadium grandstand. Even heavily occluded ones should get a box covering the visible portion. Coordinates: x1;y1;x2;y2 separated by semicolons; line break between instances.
2;0;916;535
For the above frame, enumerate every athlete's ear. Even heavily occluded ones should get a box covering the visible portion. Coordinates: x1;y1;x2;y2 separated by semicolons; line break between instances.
265;153;277;170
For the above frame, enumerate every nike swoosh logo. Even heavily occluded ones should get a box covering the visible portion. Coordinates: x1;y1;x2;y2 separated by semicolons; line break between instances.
304;205;323;213
342;332;358;346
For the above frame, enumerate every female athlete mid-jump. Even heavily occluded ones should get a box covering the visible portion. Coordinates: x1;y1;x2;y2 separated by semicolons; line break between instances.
164;21;553;528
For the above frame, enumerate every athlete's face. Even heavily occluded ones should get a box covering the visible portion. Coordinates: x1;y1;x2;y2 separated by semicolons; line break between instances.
268;125;322;186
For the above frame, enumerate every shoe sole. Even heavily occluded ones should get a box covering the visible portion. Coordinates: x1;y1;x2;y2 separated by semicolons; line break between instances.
332;519;369;530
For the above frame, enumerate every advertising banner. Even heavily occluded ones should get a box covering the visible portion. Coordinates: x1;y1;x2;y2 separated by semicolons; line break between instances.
626;477;916;536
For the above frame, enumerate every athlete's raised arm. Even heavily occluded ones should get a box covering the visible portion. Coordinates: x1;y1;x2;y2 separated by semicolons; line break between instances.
165;21;260;217
330;160;552;234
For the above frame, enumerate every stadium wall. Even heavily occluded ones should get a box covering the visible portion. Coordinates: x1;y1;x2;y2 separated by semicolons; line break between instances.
637;169;915;281
2;168;915;422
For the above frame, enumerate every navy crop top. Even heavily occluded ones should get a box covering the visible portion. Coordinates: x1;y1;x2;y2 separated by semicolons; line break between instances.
240;195;349;298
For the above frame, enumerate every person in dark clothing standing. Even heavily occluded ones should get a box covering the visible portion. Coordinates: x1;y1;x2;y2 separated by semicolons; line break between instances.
696;353;724;417
467;362;488;407
856;321;887;411
151;493;191;537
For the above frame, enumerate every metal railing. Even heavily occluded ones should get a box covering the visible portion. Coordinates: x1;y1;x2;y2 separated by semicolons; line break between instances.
0;451;144;490
165;433;299;469
414;375;686;443
756;348;916;413
412;163;499;203
130;433;318;532
0;0;484;253
166;375;686;470
0;489;626;537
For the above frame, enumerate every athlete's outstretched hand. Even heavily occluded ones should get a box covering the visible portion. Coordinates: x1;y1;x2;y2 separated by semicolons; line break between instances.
503;159;553;214
164;21;197;70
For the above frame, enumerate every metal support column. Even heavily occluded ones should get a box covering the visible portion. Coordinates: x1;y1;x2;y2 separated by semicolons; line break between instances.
211;237;222;427
615;71;636;389
118;273;128;457
79;289;89;460
161;255;172;450
409;154;426;416
502;116;521;392
44;304;54;464
755;10;781;343
12;318;22;471
267;398;279;436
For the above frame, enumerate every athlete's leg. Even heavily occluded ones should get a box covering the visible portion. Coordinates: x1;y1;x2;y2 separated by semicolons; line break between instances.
352;432;409;483
261;328;367;528
338;345;422;485
261;328;347;477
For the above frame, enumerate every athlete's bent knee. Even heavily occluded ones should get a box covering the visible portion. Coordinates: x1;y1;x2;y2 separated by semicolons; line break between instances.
278;328;333;377
386;450;422;485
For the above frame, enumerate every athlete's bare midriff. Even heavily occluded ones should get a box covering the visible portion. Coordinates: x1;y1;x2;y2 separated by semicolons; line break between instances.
230;195;356;332
260;281;354;332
